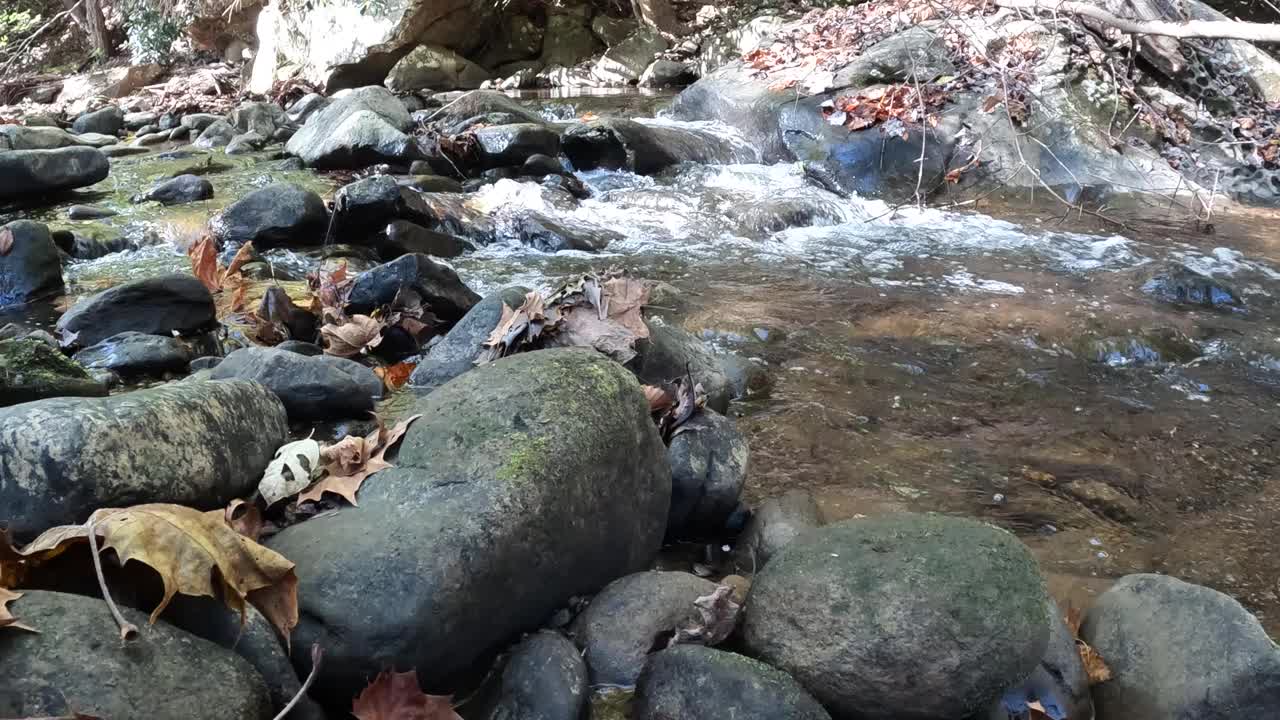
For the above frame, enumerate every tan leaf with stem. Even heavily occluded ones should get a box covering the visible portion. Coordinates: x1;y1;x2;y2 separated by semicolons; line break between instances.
352;669;462;720
187;235;220;292
321;315;384;357
222;241;256;283
0;587;35;632
299;414;422;506
0;226;13;256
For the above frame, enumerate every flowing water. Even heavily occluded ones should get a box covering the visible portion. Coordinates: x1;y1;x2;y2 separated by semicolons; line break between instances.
7;93;1280;632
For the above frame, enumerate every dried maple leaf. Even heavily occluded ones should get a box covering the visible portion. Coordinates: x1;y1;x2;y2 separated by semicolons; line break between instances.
667;585;741;648
0;587;34;632
352;669;462;720
187;235;220;292
322;315;384;358
644;385;674;414
0;227;13;256
2;504;298;642
375;362;416;392
221;499;264;542
299;414;422;506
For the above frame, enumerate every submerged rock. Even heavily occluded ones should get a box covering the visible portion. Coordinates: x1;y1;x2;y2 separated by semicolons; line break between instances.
472;123;562;169
345;252;480;323
0;220;64;308
407;286;527;393
1082;574;1280;720
514;212;621;252
0;146;109;199
55;274;217;348
1142;263;1244;310
134;173;214;205
635;645;831;720
0;338;105;408
209;346;382;421
379;220;472;260
0;379;287;537
267;349;671;706
211;183;328;249
0;590;273;720
72;331;192;377
743;514;1050;720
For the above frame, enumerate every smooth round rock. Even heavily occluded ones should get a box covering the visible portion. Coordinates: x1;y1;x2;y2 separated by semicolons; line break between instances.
635;645;831;720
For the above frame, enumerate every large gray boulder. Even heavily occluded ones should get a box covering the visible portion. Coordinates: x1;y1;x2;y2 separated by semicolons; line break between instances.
0;146;109;199
346;252;480;323
0;220;64;308
72;331;192;377
71;105;125;135
424;90;547;135
635;645;831;720
0;124;110;150
266;349;671;706
1081;574;1280;720
285;86;421;168
743;514;1051;720
211;183;328;249
55;274;216;348
562;118;754;175
0;590;273;719
209;346;382;421
0;379;287;537
231;101;288;136
592;28;668;85
408;286;527;392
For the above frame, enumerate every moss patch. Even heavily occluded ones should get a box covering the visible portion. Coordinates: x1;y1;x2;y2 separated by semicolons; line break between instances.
0;339;90;381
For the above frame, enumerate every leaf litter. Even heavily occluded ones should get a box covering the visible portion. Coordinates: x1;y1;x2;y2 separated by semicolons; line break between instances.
352;669;462;720
0;587;34;632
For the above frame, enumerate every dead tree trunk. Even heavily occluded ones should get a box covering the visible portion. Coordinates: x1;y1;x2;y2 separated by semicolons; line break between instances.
83;0;112;62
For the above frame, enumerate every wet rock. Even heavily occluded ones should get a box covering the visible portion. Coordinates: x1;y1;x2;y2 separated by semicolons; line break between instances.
0;146;109;199
72;331;192;377
123;111;158;130
181;113;224;132
286;93;330;124
633;323;731;414
386;44;492;92
71;105;124;135
56;274;216;348
408;286;527;393
639;59;696;88
66;204;117;219
194;119;239;148
332;174;434;238
267;349;671;706
226;131;269;155
0;590;273;720
719;353;771;399
0;220;64;308
521;153;563;177
271;127;294;143
481;631;588;720
401;172;464;193
134;173;214;205
1081;574;1280;720
831;27;955;89
168;125;190;141
424;90;547;135
276;340;324;356
743;514;1051;720
190;355;223;370
103;144;153;157
64;230;136;259
571;571;718;685
380;220;472;260
231;101;287;136
472;123;562;169
132;130;170;147
515;212;620;252
562;118;750;175
286;86;421;169
209;346;382;421
990;599;1092;720
592;28;668;85
0;338;106;408
1142;263;1243;310
346;252;480;323
635;645;831;720
211;183;328;249
666;409;749;539
0;379;287;537
135;123;158;136
732;490;823;573
592;15;637;47
541;172;590;199
1063;479;1140;521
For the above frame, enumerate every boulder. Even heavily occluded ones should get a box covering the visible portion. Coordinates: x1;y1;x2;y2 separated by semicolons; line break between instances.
209;346;382;421
266;349;671;706
230;101;287;136
0;380;287;537
286;93;331;123
513;212;620;253
425;90;547;135
386;45;492;92
478;13;544;69
592;15;638;48
635;645;831;720
991;599;1092;720
1142;262;1243;310
0;590;272;720
72;331;192;377
633;323;731;414
1081;574;1280;720
0;147;109;200
71;105;124;135
562;118;753;175
830;27;955;89
570;571;718;685
181;113;225;132
732;490;823;573
472;123;562;169
481;631;588;720
743;514;1051;720
345;252;480;323
285;85;422;168
332;174;435;238
592;29;668;85
666;409;749;538
194;119;239;148
56;63;165;111
0;338;106;408
124;111;158;130
408;286;527;392
211;183;329;249
0;220;64;308
226;131;269;155
133;174;214;205
0;124;97;150
639;59;696;88
66;204;117;219
55;274;217;348
541;13;602;68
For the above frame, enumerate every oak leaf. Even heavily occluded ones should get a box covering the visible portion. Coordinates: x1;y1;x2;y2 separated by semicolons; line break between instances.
187;235;220;292
352;670;462;720
260;438;322;506
321;315;384;358
0;587;34;632
2;504;298;642
643;385;674;414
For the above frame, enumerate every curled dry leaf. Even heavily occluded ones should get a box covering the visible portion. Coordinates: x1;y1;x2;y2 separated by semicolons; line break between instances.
187;234;220;292
1065;606;1113;684
299;414;422;506
375;362;417;392
352;669;462;720
223;499;264;542
260;438;321;507
0;504;298;642
321;314;384;358
222;241;255;284
0;226;13;256
643;384;674;414
667;585;741;648
0;587;35;632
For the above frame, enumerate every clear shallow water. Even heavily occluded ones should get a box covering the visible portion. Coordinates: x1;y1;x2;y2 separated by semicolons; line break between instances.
10;101;1280;632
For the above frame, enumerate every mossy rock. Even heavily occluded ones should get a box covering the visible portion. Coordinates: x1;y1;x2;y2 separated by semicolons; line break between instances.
0;338;105;407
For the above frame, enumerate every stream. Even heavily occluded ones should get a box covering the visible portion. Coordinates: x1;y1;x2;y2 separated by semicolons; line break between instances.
7;90;1280;633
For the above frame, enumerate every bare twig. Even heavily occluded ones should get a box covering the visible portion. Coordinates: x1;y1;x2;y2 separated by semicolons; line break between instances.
271;644;323;720
86;516;139;642
996;0;1280;42
0;1;83;75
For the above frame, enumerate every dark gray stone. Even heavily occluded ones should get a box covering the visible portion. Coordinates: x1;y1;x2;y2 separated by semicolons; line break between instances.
408;287;527;392
1142;262;1244;310
194;119;239;149
666;410;749;538
472;123;562;169
208;346;382;421
831;27;955;89
635;645;831;720
0;338;105;407
570;571;717;686
230;101;287;136
134;173;214;205
483;631;588;720
72;105;124;135
515;212;620;252
66;204;117;219
0;379;287;537
211;183;328;249
332;174;435;238
181;113;224;132
743;514;1051;720
562;118;750;175
0;590;272;720
0;220;63;308
123;111;158;130
267;349;671;706
633;323;731;414
226;131;269;155
0;146;109;199
424;90;547;135
380;220;472;260
346;252;480;323
55;274;216;348
73;331;192;376
286;93;330;123
285;86;421;169
1081;574;1280;720
732;490;823;573
275;340;324;356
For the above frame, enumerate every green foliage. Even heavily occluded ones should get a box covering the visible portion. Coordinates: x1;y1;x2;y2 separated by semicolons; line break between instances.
121;0;187;64
0;8;41;49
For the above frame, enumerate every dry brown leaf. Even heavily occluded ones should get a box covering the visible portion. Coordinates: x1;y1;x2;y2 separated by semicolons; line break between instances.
552;302;642;364
223;499;264;542
187;235;220;292
1065;606;1112;684
375;362;417;392
0;587;35;632
601;276;651;339
644;385;674;413
299;414;422;506
222;241;255;283
0;226;13;256
3;504;298;641
668;584;741;648
322;315;384;358
352;670;462;720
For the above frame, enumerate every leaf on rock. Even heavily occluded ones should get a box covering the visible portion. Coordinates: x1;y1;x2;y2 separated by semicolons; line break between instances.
0;588;35;632
223;499;264;542
222;241;255;284
643;384;674;414
187;235;220;292
321;315;384;358
308;264;353;325
299;414;422;506
1065;606;1112;684
5;504;298;641
551;302;643;364
375;362;416;392
667;585;740;648
479;291;549;363
352;669;462;720
658;370;706;441
0;227;13;256
600;276;651;339
260;438;321;506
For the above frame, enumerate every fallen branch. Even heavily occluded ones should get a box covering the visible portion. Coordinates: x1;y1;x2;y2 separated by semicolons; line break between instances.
0;1;83;76
996;0;1280;43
